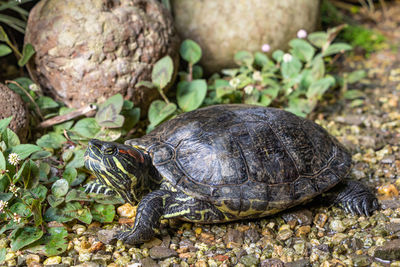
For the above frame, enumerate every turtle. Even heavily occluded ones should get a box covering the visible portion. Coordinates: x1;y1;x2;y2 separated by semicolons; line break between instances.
84;104;378;244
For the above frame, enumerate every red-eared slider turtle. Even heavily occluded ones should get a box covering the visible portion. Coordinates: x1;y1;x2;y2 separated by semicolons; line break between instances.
84;104;378;244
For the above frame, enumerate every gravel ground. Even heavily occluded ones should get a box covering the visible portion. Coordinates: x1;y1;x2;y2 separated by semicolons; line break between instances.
3;3;400;267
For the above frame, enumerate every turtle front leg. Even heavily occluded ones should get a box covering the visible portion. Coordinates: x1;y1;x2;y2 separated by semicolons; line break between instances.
116;190;227;244
116;190;172;244
333;180;379;216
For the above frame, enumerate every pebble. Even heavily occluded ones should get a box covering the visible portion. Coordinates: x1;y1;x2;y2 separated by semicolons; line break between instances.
117;203;137;218
329;219;347;233
351;254;370;266
244;229;260;243
26;254;41;265
314;213;328;228
239;254;259;266
149;246;178;260
140;257;159;267
374;239;400;260
43;256;61;265
97;229;118;245
223;228;243;248
296;226;311;237
260;258;284;267
282;209;313;226
277;228;293;241
285;259;311;267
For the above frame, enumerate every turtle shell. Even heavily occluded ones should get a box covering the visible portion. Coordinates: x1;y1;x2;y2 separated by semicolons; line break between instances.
126;105;351;216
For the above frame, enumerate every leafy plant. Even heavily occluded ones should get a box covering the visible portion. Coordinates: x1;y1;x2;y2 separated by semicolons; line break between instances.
139;39;207;132
0;1;36;66
0;79;142;253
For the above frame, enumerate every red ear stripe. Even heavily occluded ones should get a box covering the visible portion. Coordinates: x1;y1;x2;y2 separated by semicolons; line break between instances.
119;149;144;163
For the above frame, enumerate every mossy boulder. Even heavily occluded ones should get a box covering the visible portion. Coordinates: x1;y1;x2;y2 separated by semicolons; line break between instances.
25;0;180;111
172;0;320;73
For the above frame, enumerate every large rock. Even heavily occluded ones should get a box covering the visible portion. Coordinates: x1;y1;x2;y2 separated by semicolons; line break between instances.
0;83;29;142
25;0;180;111
172;0;320;73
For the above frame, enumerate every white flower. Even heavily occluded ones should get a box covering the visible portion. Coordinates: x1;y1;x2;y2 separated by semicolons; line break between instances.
244;85;254;95
229;78;240;88
9;184;19;196
8;153;20;166
297;29;307;39
28;83;39;92
283;53;293;63
0;200;8;213
252;71;262;82
12;213;21;223
261;44;271;53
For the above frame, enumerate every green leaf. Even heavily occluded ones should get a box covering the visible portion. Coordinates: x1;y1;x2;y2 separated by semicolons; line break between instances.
180;39;202;64
306;76;336;99
15;160;39;188
95;94;124;128
311;54;325;81
322;43;352;57
254;52;271;68
10;202;32;217
65;149;85;169
62;167;77;184
0;192;13;202
91;204;115;223
44;207;70;222
51;179;69;197
0;116;12;134
346;70;366;84
44;227;68;256
289;39;316;63
272;50;284;62
11;227;43;251
148;100;177;127
65;189;91;202
25;185;48;205
177;80;207;112
31;150;52;160
0;44;11;57
90;194;124;205
0;26;10;43
47;195;64;208
122;107;140;133
307;32;328;48
0;248;5;264
152;56;174;89
234;51;254;67
344;90;365;100
192;65;203;79
9;144;41;160
0;152;5;170
72;118;101;139
2;128;20;147
135;80;156;89
36;133;66;149
18;43;35;67
281;57;302;79
36;96;59;109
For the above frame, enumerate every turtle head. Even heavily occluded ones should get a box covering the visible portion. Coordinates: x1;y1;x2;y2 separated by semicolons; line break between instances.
84;139;147;203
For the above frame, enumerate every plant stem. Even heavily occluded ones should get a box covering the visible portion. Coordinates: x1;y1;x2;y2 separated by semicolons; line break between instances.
158;87;170;104
188;63;193;82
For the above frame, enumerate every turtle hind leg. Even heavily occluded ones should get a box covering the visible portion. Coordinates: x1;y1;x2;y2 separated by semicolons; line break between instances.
332;180;379;216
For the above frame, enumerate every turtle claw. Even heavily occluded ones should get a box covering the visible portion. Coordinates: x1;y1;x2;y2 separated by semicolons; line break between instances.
335;180;379;216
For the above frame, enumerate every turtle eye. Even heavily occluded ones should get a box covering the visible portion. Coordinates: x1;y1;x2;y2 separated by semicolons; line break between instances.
102;146;116;155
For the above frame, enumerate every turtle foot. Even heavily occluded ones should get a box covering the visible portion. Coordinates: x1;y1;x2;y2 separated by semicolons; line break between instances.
334;180;379;216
